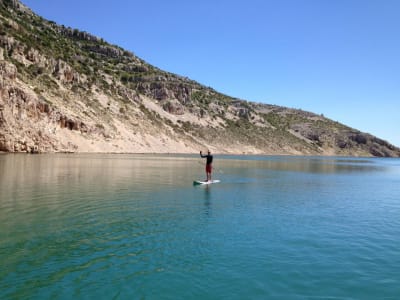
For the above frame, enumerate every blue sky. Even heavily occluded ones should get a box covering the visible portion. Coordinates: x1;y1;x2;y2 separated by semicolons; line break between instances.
21;0;400;147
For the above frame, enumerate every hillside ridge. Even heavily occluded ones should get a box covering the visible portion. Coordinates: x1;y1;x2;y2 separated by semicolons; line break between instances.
1;0;399;157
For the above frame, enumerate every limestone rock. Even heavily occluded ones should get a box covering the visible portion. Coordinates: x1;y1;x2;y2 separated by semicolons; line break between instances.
162;99;184;115
0;61;17;81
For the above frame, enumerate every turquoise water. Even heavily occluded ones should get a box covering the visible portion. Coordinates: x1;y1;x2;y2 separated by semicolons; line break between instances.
0;154;399;299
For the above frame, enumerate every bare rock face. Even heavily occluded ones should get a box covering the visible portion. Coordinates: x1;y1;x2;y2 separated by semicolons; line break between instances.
26;48;42;63
137;80;189;103
0;61;17;81
0;0;31;13
117;85;141;104
84;44;124;58
0;87;91;153
53;60;75;84
0;35;16;54
162;99;184;115
0;58;93;153
0;85;45;152
59;27;101;43
57;115;86;132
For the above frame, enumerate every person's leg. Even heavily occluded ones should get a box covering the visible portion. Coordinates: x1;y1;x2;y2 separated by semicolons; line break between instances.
205;165;210;181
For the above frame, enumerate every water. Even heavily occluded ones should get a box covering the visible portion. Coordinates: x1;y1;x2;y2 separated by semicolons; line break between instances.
0;154;399;299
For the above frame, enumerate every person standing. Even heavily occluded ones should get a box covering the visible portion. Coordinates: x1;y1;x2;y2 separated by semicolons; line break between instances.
200;150;213;182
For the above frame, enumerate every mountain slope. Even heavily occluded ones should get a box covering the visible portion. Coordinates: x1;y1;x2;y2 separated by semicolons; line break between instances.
1;0;399;156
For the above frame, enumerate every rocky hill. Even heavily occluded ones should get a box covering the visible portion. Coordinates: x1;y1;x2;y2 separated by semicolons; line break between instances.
1;0;399;157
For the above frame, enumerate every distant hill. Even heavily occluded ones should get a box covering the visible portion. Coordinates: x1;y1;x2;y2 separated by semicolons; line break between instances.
1;0;399;156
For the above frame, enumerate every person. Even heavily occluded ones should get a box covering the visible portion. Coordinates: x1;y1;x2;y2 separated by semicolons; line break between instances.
200;150;213;182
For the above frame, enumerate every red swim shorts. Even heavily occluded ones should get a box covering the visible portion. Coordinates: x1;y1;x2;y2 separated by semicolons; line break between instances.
206;164;212;173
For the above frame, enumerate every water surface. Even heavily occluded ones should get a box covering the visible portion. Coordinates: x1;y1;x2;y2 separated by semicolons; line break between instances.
1;154;399;299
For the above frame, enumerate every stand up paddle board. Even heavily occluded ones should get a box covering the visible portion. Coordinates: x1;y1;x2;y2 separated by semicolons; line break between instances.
193;180;220;186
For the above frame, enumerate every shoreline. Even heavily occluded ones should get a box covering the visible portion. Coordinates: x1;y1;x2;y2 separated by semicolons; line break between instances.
0;150;390;159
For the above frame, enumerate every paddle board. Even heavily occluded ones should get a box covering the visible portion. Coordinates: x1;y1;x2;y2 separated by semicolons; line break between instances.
193;180;220;185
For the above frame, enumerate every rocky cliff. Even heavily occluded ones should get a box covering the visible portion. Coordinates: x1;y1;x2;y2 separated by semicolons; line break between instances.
1;0;399;156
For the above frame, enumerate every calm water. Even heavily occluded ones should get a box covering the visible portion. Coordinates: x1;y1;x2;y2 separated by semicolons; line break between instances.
0;154;399;299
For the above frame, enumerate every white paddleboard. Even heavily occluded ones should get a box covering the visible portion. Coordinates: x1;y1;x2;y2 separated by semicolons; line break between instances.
193;179;220;185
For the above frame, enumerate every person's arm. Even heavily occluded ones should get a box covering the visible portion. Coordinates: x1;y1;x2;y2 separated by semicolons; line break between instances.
200;151;206;158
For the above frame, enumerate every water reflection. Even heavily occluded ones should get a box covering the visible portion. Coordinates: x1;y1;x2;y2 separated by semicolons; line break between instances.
203;185;212;216
217;155;387;174
0;154;194;201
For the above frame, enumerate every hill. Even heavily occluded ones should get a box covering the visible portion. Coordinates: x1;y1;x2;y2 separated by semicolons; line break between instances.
1;0;399;156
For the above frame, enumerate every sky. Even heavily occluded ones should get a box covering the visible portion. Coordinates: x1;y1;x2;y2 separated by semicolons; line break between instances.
21;0;400;147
